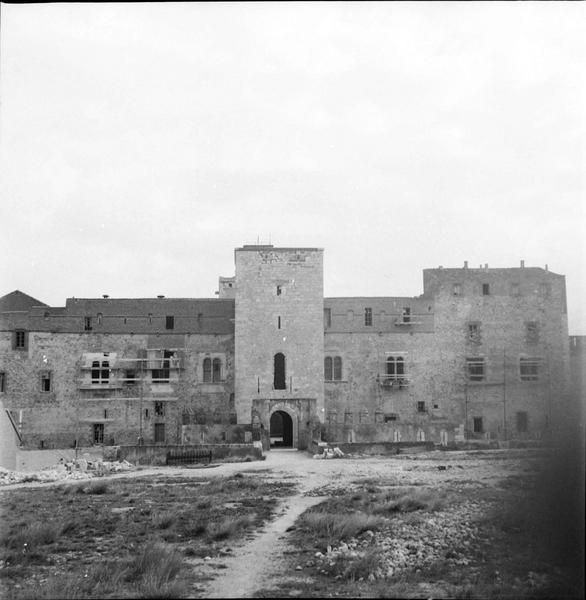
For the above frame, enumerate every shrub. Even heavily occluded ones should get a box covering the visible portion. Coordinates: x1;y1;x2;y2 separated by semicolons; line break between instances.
372;488;445;514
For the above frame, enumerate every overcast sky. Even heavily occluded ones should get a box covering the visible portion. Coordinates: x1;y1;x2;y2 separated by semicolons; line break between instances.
1;2;584;333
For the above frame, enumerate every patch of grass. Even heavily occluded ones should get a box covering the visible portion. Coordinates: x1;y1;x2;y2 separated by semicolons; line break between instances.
331;547;384;582
151;512;176;530
299;511;385;545
371;487;446;514
207;515;255;541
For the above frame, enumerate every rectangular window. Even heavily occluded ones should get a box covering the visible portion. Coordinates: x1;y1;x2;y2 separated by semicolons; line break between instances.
516;411;528;433
384;414;398;422
525;321;539;344
276;285;282;296
466;357;485;381
278;316;281;329
93;423;104;445
482;283;490;296
154;401;165;417
165;316;175;330
14;330;27;350
324;308;331;328
152;350;172;383
40;371;51;392
154;423;166;443
520;358;540;381
468;322;481;344
0;372;5;393
324;356;343;381
473;417;483;433
402;307;411;323
417;401;426;413
364;307;372;326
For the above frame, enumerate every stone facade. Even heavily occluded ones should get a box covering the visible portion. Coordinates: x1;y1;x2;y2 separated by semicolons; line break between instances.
0;248;573;451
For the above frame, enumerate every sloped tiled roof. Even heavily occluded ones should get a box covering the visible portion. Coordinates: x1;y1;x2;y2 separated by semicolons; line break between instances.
0;290;47;312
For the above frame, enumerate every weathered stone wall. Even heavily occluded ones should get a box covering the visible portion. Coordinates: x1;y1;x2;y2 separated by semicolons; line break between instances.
0;329;234;450
234;247;325;425
323;265;570;444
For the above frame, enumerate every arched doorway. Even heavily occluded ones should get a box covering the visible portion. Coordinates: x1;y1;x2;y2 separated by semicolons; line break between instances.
270;410;293;447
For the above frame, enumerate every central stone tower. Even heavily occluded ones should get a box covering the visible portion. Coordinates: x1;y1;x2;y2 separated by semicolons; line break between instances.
234;245;324;449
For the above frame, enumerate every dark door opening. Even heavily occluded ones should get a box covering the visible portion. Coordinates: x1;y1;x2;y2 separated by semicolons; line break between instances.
270;410;293;447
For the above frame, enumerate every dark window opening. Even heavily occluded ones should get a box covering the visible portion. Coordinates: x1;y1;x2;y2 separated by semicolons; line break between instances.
386;356;405;381
124;369;136;384
165;316;174;330
384;414;397;422
91;361;100;383
274;353;286;390
482;283;490;296
270;410;293;447
0;372;6;393
212;358;222;382
104;409;108;419
203;358;212;382
276;285;282;296
101;361;110;381
152;350;172;383
40;372;51;392
324;308;331;328
520;358;540;381
154;401;165;416
324;356;343;381
91;360;110;384
473;417;483;433
402;307;411;323
93;423;104;445
14;330;27;350
145;409;150;419
84;317;92;331
154;423;166;443
417;401;427;413
364;307;372;326
278;316;281;329
466;358;485;381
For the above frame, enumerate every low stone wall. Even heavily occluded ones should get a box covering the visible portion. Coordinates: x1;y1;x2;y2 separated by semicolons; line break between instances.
311;440;435;456
116;443;263;466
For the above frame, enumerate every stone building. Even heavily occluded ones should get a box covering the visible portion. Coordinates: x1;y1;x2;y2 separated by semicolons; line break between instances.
0;246;572;451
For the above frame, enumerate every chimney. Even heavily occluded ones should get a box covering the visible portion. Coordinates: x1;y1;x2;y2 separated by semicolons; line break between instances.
520;260;525;268
464;261;468;269
484;263;488;270
545;264;549;271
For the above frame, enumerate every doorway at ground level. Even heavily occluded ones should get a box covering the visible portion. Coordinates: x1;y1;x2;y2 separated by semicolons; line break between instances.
270;410;293;447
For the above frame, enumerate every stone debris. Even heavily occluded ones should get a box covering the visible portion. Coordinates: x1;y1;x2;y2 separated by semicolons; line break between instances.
0;459;134;486
310;500;485;581
313;447;345;460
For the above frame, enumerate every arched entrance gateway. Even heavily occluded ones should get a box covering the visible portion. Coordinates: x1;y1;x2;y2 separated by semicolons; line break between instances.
269;410;293;447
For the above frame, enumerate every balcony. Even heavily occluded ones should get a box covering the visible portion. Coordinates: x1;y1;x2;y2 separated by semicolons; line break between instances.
376;374;410;389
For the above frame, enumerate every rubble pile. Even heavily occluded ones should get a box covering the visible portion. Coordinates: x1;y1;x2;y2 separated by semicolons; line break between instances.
313;447;345;460
0;459;134;486
306;500;486;581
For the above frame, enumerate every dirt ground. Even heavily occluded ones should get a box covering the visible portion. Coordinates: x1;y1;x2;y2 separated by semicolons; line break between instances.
1;447;584;599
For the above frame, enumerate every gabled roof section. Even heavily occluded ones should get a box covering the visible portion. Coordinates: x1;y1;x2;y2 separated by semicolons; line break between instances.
0;290;47;312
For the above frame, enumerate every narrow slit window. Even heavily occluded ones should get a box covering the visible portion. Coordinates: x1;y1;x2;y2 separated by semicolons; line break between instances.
40;371;51;392
274;353;286;390
482;283;490;296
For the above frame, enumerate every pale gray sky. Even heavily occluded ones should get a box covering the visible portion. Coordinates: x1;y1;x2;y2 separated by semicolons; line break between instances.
1;2;584;333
